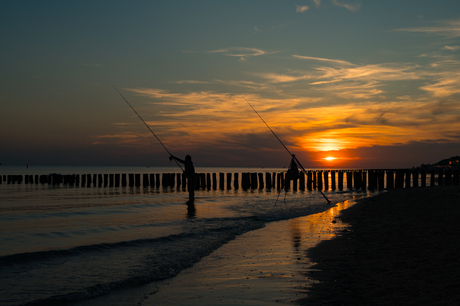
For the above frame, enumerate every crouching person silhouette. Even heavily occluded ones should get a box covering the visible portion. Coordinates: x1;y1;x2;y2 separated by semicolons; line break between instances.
285;155;299;190
169;155;196;204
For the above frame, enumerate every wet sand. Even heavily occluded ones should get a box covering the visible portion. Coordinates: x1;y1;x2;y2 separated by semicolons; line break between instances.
301;186;460;305
139;199;362;305
79;187;459;305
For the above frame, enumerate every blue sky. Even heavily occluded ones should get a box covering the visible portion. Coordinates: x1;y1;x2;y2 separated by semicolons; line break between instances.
1;0;460;168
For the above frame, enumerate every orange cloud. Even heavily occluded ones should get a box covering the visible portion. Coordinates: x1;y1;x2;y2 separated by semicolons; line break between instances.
296;5;309;13
106;88;460;163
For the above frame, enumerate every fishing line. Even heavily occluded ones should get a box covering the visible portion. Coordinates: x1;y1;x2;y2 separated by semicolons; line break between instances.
243;96;292;155
243;96;331;204
274;161;289;206
113;85;184;172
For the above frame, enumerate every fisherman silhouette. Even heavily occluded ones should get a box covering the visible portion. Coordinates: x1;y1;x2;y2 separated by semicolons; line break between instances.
286;155;299;181
275;155;300;205
169;155;195;204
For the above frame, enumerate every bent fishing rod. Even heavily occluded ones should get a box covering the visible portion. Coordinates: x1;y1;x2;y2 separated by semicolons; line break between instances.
113;85;184;172
243;96;331;204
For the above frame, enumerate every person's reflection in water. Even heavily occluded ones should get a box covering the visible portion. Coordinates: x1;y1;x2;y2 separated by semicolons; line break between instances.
186;202;196;218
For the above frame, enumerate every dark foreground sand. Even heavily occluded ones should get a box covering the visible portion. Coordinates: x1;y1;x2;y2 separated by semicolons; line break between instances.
300;186;460;305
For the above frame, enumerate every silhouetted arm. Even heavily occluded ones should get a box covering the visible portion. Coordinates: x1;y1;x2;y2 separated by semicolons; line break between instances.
169;155;185;164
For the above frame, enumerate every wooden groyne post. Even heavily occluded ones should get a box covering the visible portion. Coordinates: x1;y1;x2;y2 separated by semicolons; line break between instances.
3;168;459;191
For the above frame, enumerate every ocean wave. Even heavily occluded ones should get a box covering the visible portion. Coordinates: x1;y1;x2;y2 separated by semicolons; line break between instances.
0;188;362;306
2;216;266;306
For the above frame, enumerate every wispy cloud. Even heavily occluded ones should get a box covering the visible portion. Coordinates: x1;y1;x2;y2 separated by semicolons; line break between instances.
331;0;361;12
175;80;210;84
245;52;460;101
310;55;460;100
416;55;460;97
314;64;420;82
443;45;460;51
209;47;274;61
296;5;309;13
419;72;460;97
254;72;312;83
311;81;385;99
248;59;425;99
103;85;460;163
253;61;420;98
112;50;460;159
293;54;354;65
214;79;275;91
313;0;322;8
293;99;460;152
113;89;322;144
397;20;460;38
173;78;276;91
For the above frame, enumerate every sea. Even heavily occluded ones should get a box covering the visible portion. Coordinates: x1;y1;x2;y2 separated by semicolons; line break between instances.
0;165;376;306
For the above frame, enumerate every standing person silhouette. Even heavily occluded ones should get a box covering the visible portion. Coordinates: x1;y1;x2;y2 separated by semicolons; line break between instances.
169;155;195;204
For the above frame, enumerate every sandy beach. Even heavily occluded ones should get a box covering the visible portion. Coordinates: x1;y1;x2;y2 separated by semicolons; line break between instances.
301;186;460;305
76;196;362;306
142;186;460;305
140;199;358;306
75;186;460;305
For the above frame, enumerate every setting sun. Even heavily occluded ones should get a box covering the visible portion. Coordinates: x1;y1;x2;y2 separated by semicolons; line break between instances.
324;157;337;161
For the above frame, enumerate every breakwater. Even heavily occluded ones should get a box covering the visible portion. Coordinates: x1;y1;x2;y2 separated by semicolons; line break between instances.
2;169;459;190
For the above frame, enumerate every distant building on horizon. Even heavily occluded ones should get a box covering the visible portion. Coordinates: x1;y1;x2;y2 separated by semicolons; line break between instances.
421;156;460;170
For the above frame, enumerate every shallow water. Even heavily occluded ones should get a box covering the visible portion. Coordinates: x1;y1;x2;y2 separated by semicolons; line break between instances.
141;200;359;306
0;166;374;305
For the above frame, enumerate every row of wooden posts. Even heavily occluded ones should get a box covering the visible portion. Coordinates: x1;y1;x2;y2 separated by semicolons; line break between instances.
2;168;460;190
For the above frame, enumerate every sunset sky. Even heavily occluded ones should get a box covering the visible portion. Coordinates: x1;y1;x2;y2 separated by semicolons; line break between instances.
1;0;460;168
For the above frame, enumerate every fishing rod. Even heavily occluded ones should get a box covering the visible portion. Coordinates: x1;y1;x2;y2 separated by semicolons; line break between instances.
243;96;331;204
113;85;184;172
